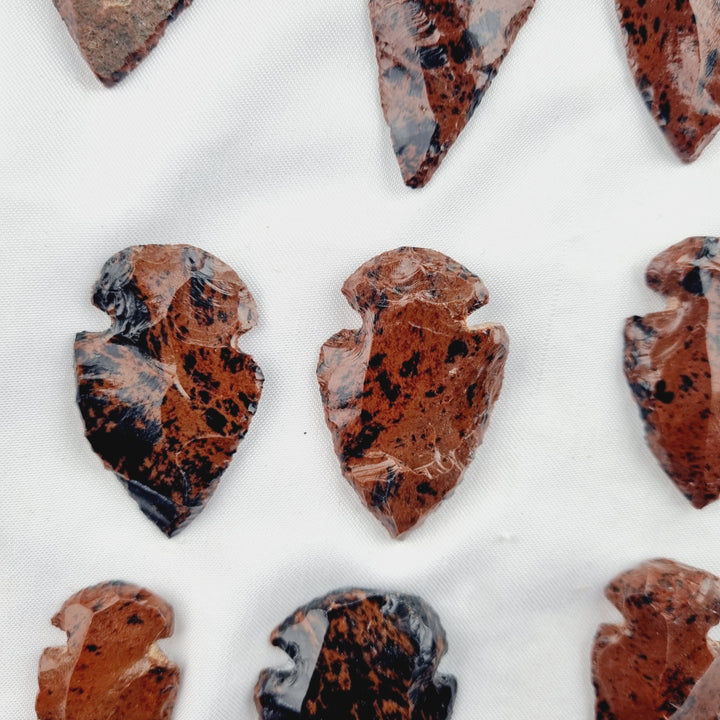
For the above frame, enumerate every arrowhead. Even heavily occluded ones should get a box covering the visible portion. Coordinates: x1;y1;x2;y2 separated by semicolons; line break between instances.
369;0;536;187
593;559;720;720
624;236;720;508
74;245;263;536
256;590;456;720
53;0;193;85
317;247;508;536
617;0;720;160
37;582;179;720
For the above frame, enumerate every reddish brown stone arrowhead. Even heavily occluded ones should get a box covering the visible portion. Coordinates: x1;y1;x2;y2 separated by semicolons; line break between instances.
317;247;508;536
53;0;192;85
616;0;720;160
624;236;720;508
75;245;263;536
369;0;536;187
592;559;720;720
255;589;456;720
36;581;179;720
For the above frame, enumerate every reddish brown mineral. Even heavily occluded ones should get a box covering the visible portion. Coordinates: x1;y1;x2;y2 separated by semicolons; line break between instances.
36;581;179;720
616;0;720;161
75;245;263;536
369;0;536;187
53;0;192;85
255;589;456;720
317;247;508;536
592;559;720;720
625;236;720;508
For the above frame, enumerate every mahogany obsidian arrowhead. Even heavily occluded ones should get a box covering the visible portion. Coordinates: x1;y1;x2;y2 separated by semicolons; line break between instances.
317;247;508;536
369;0;536;187
592;559;720;720
255;589;456;720
624;236;720;508
616;0;720;161
74;244;263;536
53;0;192;85
36;581;179;720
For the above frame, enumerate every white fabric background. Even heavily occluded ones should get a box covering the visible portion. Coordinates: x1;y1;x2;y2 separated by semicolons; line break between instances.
3;0;720;718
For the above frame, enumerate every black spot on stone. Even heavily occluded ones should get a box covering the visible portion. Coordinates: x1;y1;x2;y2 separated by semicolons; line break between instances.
344;423;384;459
399;351;421;378
654;380;675;404
417;482;437;496
466;383;477;406
127;614;144;625
681;266;705;295
680;375;694;391
449;32;473;63
658;99;671;124
183;353;197;372
376;370;401;402
418;44;448;69
445;339;468;363
205;408;227;433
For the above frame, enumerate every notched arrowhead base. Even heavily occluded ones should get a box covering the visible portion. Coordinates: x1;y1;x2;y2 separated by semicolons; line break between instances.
318;247;508;536
370;0;536;187
53;0;193;85
255;589;456;720
74;244;263;536
593;559;720;720
625;236;720;508
36;581;179;720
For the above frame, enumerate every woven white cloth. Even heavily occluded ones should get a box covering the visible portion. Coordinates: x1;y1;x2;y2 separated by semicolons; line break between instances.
3;1;720;718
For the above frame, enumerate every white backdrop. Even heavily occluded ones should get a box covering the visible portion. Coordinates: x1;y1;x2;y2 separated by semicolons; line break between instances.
3;1;720;718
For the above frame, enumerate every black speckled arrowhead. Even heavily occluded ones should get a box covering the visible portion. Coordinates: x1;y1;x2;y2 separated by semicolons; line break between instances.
593;558;720;720
74;245;263;536
370;0;536;187
255;589;456;720
317;247;508;536
616;0;720;161
624;237;720;508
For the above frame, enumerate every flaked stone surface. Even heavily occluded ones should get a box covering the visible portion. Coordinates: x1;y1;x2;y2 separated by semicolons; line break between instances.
625;237;720;508
616;0;720;160
75;244;263;536
53;0;192;85
318;247;508;536
593;559;720;720
370;0;536;187
255;589;456;720
36;581;179;720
